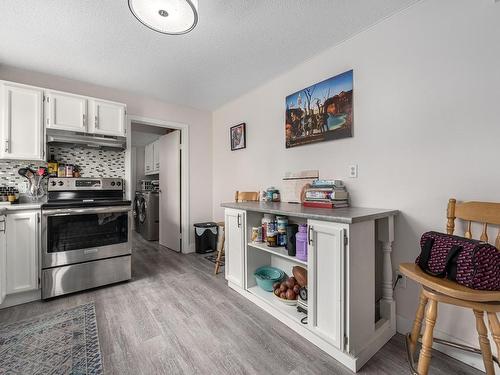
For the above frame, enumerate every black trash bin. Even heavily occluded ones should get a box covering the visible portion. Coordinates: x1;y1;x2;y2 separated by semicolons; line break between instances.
194;222;218;253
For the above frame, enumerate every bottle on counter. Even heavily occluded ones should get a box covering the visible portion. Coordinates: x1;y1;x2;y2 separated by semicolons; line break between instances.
296;224;308;261
57;164;66;178
47;155;58;177
65;164;74;178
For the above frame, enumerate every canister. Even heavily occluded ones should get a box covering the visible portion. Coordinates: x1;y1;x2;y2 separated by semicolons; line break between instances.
261;214;275;241
266;230;278;247
251;226;263;243
296;224;308;261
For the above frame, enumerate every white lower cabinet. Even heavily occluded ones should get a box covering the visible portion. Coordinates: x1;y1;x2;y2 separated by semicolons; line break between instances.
224;208;245;288
0;215;6;304
307;220;345;350
5;211;39;295
222;205;397;372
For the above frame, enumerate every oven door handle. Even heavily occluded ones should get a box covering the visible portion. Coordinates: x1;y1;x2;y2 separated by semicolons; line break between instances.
42;206;131;216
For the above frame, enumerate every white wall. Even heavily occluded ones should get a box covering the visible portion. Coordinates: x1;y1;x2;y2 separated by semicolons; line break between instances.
212;0;500;370
0;65;213;251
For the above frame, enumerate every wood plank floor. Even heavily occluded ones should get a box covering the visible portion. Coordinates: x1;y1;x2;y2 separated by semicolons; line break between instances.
0;233;482;374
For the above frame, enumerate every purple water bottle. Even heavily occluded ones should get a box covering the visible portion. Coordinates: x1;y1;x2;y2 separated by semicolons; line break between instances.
295;224;308;261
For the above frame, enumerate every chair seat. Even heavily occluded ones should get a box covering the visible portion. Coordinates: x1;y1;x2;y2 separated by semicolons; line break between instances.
399;263;500;303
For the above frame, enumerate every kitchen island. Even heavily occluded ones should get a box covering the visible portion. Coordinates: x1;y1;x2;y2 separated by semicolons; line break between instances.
221;201;398;372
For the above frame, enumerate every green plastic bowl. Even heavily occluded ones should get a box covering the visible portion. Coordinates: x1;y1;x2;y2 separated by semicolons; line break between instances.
254;266;285;292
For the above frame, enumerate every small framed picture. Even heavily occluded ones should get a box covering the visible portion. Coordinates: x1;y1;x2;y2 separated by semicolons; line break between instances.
230;123;246;151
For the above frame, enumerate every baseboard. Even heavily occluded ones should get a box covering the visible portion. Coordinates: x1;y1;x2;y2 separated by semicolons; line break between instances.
396;314;487;372
0;289;41;309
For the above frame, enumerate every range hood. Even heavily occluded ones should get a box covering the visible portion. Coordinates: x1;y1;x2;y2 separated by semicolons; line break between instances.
46;129;126;150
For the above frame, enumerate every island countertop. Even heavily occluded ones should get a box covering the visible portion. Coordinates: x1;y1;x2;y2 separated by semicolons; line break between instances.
221;201;398;224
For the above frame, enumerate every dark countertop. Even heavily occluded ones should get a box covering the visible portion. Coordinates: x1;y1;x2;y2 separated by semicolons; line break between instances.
220;201;398;224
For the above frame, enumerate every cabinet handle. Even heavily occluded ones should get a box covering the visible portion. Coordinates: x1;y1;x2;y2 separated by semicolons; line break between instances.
308;225;313;245
82;114;86;126
237;214;241;228
4;140;8;153
95;115;99;129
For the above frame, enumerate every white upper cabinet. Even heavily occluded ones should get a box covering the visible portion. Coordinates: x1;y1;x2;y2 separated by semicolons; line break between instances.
153;139;160;172
88;99;126;137
144;139;160;175
145;143;153;174
0;82;44;161
45;90;87;132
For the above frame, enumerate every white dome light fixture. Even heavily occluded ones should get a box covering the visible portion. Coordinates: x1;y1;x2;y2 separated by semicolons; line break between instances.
128;0;198;35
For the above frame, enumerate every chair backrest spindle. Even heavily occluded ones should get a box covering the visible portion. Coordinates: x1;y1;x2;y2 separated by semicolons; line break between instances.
447;198;500;251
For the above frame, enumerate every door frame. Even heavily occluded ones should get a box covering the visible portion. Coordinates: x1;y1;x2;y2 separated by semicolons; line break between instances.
125;115;190;253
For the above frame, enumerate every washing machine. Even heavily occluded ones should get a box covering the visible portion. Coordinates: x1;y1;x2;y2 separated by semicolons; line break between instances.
134;191;159;241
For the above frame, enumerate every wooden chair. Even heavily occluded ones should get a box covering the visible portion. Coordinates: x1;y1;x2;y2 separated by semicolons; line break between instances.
234;191;260;202
400;198;500;375
214;191;260;275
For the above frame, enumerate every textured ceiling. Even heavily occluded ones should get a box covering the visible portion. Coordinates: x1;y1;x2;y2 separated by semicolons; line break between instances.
0;0;419;110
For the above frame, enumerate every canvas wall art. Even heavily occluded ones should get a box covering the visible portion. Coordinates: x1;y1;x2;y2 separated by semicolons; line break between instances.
230;123;246;151
285;70;353;148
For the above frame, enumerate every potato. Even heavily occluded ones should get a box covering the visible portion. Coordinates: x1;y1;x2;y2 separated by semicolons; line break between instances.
289;277;296;286
273;282;281;290
286;289;296;300
285;278;295;289
279;283;287;292
293;285;300;294
274;288;281;297
279;292;286;299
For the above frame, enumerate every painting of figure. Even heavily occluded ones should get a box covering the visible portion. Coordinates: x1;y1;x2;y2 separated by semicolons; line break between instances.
285;70;353;148
230;123;246;151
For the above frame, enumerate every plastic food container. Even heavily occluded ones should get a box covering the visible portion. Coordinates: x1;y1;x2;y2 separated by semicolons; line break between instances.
296;224;308;261
254;266;285;292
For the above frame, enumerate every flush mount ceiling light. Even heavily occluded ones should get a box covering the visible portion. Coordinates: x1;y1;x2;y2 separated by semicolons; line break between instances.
128;0;198;35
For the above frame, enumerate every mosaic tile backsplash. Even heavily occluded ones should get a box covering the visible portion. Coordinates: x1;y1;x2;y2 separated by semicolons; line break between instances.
0;160;47;191
0;146;125;192
49;146;125;178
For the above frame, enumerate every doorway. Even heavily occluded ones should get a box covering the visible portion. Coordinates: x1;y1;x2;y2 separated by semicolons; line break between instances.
125;115;190;253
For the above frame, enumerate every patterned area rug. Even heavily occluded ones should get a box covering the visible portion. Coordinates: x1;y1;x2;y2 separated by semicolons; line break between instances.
0;303;103;374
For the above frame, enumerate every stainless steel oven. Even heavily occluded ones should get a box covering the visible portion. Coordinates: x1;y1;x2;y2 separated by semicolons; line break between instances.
41;178;132;299
41;205;131;268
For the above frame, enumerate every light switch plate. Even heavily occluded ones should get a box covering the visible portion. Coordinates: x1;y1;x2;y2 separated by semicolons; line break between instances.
348;164;358;178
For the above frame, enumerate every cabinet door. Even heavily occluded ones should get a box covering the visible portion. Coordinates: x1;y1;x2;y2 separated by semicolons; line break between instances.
0;82;44;160
153;139;160;172
46;91;87;132
224;209;245;288
0;216;6;304
144;143;153;174
308;220;345;350
6;211;39;294
89;99;126;136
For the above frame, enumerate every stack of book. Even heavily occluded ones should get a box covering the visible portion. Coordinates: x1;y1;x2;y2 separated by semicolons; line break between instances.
303;179;349;209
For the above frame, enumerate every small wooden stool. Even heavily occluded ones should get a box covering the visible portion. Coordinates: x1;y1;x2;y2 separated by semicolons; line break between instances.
214;222;225;275
400;198;500;375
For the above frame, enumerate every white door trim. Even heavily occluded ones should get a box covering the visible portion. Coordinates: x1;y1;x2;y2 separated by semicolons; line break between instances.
126;115;191;253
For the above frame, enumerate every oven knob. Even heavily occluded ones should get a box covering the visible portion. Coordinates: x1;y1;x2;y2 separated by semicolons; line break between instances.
116;181;121;186
111;181;116;186
58;181;64;186
50;181;57;186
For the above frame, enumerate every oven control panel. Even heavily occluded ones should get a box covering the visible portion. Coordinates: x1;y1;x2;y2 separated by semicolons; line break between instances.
48;178;123;191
